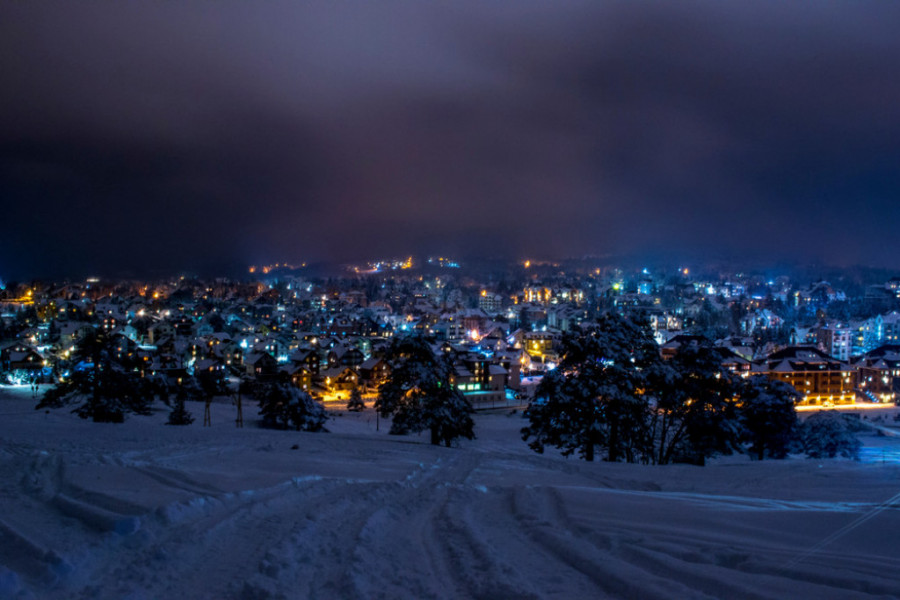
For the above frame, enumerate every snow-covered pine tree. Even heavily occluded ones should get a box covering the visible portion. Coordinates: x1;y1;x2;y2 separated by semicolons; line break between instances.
376;335;474;446
166;388;195;426
738;375;800;459
257;383;328;432
802;411;862;459
72;367;127;423
522;313;659;462
346;387;365;412
36;329;154;422
648;340;742;465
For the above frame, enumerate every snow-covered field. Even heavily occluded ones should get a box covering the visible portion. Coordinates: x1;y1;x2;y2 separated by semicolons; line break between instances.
2;386;900;600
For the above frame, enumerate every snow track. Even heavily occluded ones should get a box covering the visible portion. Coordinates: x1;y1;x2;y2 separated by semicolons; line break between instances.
1;398;899;599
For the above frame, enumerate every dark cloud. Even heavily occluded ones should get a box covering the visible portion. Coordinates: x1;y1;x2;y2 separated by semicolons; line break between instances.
2;1;900;278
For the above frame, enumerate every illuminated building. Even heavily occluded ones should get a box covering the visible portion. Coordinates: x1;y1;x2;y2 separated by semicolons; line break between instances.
813;324;851;361
358;357;390;387
245;352;278;379
659;334;709;361
0;344;44;375
849;315;883;354
316;366;360;396
449;358;507;407
882;311;900;344
755;346;856;406
478;291;503;313
523;286;552;304
521;330;558;362
853;345;900;403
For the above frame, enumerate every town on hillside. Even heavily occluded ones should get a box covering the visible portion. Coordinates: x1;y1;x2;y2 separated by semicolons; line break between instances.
3;258;900;410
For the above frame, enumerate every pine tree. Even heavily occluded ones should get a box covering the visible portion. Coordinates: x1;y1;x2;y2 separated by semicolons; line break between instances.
38;330;154;423
166;388;195;426
376;335;474;447
802;411;862;459
258;383;327;432
738;376;800;460
522;313;659;462
346;387;366;412
648;341;742;465
197;367;227;398
72;368;127;423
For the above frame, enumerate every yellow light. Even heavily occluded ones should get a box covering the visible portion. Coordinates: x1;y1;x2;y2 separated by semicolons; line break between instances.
524;260;531;269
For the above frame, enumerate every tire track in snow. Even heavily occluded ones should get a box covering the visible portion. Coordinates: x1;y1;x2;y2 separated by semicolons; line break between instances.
338;450;546;600
244;477;413;600
76;455;470;599
512;485;900;600
432;488;543;600
131;465;224;496
104;476;354;599
346;453;481;600
510;485;684;600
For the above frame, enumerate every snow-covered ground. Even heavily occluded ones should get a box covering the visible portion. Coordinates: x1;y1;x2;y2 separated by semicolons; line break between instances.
2;385;900;599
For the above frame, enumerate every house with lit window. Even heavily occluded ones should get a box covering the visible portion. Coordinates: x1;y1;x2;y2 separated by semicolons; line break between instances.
753;346;856;406
480;292;503;314
358;357;390;388
517;329;560;364
147;321;175;345
284;364;312;391
0;343;44;374
849;315;883;355
449;361;507;408
813;323;852;361
660;334;709;361
245;352;278;379
326;343;365;369
315;366;359;396
289;348;321;375
882;312;900;344
493;349;523;390
886;278;900;298
739;308;783;335
852;345;900;403
58;322;94;348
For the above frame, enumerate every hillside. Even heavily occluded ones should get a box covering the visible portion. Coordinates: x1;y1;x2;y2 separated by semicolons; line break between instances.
1;387;899;599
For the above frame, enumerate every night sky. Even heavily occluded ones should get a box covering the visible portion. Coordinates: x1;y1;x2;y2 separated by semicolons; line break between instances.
3;2;900;279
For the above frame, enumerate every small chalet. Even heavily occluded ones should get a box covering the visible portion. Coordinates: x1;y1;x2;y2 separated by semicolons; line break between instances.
245;352;278;379
358;357;390;387
317;366;360;394
1;344;44;373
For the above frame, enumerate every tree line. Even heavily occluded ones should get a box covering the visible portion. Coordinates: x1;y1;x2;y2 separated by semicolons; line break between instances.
522;313;861;463
35;322;860;461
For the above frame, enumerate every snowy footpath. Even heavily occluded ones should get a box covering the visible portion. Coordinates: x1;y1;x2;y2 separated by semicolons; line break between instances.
1;386;900;599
